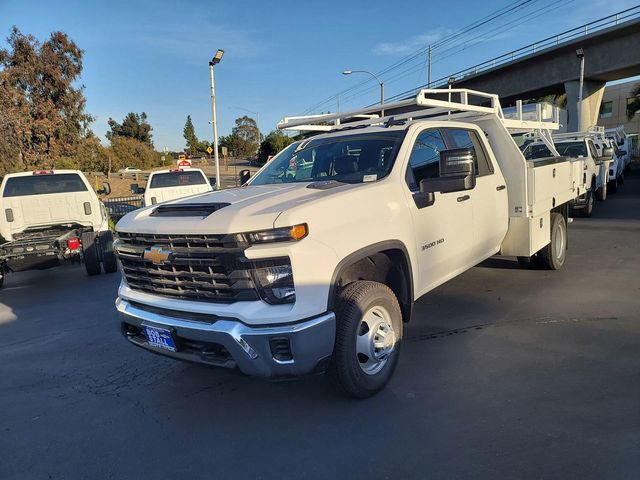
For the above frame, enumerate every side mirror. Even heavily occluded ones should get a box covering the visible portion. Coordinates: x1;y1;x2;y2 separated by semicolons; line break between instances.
239;169;251;185
620;150;627;156
209;177;217;187
599;147;613;162
98;181;111;196
418;148;476;203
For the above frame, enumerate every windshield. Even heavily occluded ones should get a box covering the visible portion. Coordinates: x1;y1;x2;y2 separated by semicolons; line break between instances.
249;130;407;186
149;170;207;188
2;174;88;197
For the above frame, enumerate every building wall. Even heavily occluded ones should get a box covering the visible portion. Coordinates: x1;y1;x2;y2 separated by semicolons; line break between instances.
598;79;640;156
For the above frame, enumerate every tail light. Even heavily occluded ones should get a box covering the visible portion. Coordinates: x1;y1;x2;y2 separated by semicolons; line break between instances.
5;208;13;222
84;202;92;215
151;197;158;205
32;170;54;175
67;237;80;251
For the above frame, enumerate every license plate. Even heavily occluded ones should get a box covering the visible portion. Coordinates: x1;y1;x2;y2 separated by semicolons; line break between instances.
143;325;177;352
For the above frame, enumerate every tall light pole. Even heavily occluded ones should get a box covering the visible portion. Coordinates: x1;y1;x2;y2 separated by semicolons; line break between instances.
576;48;585;130
232;106;260;154
342;69;385;117
209;49;224;190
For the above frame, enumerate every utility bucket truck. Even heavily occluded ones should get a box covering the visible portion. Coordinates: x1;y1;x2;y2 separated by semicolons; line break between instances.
114;89;585;398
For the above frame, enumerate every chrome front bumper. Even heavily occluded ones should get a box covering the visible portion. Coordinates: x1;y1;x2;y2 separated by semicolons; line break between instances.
116;298;336;378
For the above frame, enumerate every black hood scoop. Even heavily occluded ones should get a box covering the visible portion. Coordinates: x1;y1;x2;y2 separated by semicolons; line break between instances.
306;180;346;190
149;203;230;217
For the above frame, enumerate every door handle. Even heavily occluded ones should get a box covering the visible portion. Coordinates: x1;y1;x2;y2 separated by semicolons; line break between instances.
496;184;506;191
457;195;470;202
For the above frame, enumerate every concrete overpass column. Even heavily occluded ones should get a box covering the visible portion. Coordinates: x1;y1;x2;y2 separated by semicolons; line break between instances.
564;80;606;132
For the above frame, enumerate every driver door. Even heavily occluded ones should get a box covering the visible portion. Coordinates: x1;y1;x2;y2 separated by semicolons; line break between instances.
404;128;474;295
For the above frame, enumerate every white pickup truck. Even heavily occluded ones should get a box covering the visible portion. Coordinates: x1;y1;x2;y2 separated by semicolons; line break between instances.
132;168;213;207
0;170;117;287
114;89;585;398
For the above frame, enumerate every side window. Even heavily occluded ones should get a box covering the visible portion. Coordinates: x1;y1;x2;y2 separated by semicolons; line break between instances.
442;128;493;176
406;129;447;190
587;140;598;159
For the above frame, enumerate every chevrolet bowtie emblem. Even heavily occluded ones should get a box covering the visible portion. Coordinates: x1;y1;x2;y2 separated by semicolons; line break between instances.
143;246;173;265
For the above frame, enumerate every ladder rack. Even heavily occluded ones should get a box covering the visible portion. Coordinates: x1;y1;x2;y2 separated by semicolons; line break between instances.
553;126;605;141
277;88;560;133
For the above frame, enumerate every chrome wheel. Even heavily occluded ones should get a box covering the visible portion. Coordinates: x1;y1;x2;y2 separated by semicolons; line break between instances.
356;305;396;375
554;220;565;261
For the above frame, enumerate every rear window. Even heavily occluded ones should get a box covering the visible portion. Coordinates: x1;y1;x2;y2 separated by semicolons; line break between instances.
149;171;207;189
2;174;88;197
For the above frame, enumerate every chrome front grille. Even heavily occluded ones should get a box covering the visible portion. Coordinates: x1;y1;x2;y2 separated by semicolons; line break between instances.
115;232;260;303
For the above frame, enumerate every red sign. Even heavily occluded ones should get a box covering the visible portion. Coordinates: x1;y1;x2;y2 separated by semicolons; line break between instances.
177;159;192;168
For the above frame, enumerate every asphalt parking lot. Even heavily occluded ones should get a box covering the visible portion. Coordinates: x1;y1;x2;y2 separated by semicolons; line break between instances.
1;170;639;480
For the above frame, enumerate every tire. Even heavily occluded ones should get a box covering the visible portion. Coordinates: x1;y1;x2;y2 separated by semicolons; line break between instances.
100;231;118;274
537;213;567;270
327;281;403;399
608;178;618;194
619;171;625;186
595;182;607;202
81;231;101;276
0;267;5;289
576;190;594;218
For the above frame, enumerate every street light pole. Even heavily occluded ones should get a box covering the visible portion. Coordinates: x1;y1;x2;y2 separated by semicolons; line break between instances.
342;69;385;117
209;49;224;190
576;48;585;130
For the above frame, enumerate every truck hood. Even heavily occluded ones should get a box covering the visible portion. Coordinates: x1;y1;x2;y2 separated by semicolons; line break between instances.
116;182;357;235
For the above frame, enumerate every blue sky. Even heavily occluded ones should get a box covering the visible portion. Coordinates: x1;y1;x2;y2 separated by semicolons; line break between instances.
1;0;637;151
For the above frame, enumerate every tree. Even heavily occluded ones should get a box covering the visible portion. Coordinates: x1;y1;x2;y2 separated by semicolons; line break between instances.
217;116;260;158
183;115;198;153
259;130;295;160
109;136;161;171
627;83;640;121
106;112;153;146
0;27;93;173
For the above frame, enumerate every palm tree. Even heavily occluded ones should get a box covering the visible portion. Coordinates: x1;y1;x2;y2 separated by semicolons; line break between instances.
627;83;640;121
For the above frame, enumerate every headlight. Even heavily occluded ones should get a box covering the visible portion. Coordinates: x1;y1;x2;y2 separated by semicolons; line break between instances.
252;264;295;304
244;224;308;244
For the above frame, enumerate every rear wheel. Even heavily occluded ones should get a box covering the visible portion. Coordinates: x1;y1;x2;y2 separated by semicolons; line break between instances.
0;266;5;289
81;231;101;276
100;231;118;274
537;213;567;270
608;177;618;194
327;281;403;398
619;171;625;185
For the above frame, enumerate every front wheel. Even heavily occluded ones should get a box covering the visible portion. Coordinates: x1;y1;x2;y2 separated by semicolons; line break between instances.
608;178;618;194
327;281;403;398
537;212;567;270
595;182;607;201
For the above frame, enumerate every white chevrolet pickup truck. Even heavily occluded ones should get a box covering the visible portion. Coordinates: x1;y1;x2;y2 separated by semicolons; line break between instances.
114;89;585;397
0;169;117;287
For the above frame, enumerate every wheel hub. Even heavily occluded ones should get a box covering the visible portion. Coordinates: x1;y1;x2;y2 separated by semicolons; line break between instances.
356;306;396;375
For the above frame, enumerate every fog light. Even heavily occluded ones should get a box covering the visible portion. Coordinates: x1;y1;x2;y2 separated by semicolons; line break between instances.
252;264;295;304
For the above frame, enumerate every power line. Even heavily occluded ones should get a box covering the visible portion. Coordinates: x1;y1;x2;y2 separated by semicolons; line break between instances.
303;0;548;113
337;0;571;108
